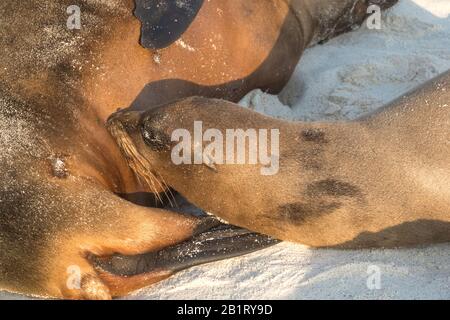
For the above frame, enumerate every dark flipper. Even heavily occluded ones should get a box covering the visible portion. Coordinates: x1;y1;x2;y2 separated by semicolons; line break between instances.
134;0;204;50
91;222;279;277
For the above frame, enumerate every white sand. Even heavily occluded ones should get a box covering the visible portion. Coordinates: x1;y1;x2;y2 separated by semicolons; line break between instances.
2;0;450;300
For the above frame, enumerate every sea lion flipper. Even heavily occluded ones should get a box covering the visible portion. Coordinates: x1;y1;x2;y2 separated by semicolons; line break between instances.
30;181;203;299
49;188;276;299
134;0;204;49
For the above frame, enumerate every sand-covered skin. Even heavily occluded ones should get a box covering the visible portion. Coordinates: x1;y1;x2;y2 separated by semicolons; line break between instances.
2;0;450;300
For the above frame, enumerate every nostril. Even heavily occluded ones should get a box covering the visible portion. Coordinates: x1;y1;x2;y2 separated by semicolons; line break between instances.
106;111;123;128
106;110;142;131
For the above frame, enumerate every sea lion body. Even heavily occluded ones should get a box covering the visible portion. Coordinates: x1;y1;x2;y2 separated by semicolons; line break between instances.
108;70;450;249
1;0;396;298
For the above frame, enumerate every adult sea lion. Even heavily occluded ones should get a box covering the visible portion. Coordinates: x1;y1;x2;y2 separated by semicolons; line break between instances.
0;0;397;299
107;70;450;249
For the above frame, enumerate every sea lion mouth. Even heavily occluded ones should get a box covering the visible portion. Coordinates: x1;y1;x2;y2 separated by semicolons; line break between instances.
90;219;279;277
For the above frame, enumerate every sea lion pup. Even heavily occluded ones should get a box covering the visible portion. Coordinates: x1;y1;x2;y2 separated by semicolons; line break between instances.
0;0;397;299
107;70;450;249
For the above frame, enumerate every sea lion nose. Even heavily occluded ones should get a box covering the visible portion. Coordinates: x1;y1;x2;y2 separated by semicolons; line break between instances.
106;109;142;133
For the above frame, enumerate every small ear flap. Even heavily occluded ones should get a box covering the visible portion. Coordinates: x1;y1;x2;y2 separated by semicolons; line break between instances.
134;0;205;50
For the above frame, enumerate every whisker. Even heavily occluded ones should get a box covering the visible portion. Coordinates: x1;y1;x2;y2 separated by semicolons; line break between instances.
108;121;169;206
158;174;178;208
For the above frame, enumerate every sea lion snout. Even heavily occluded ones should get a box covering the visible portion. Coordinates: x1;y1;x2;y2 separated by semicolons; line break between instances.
106;109;142;134
107;107;174;153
